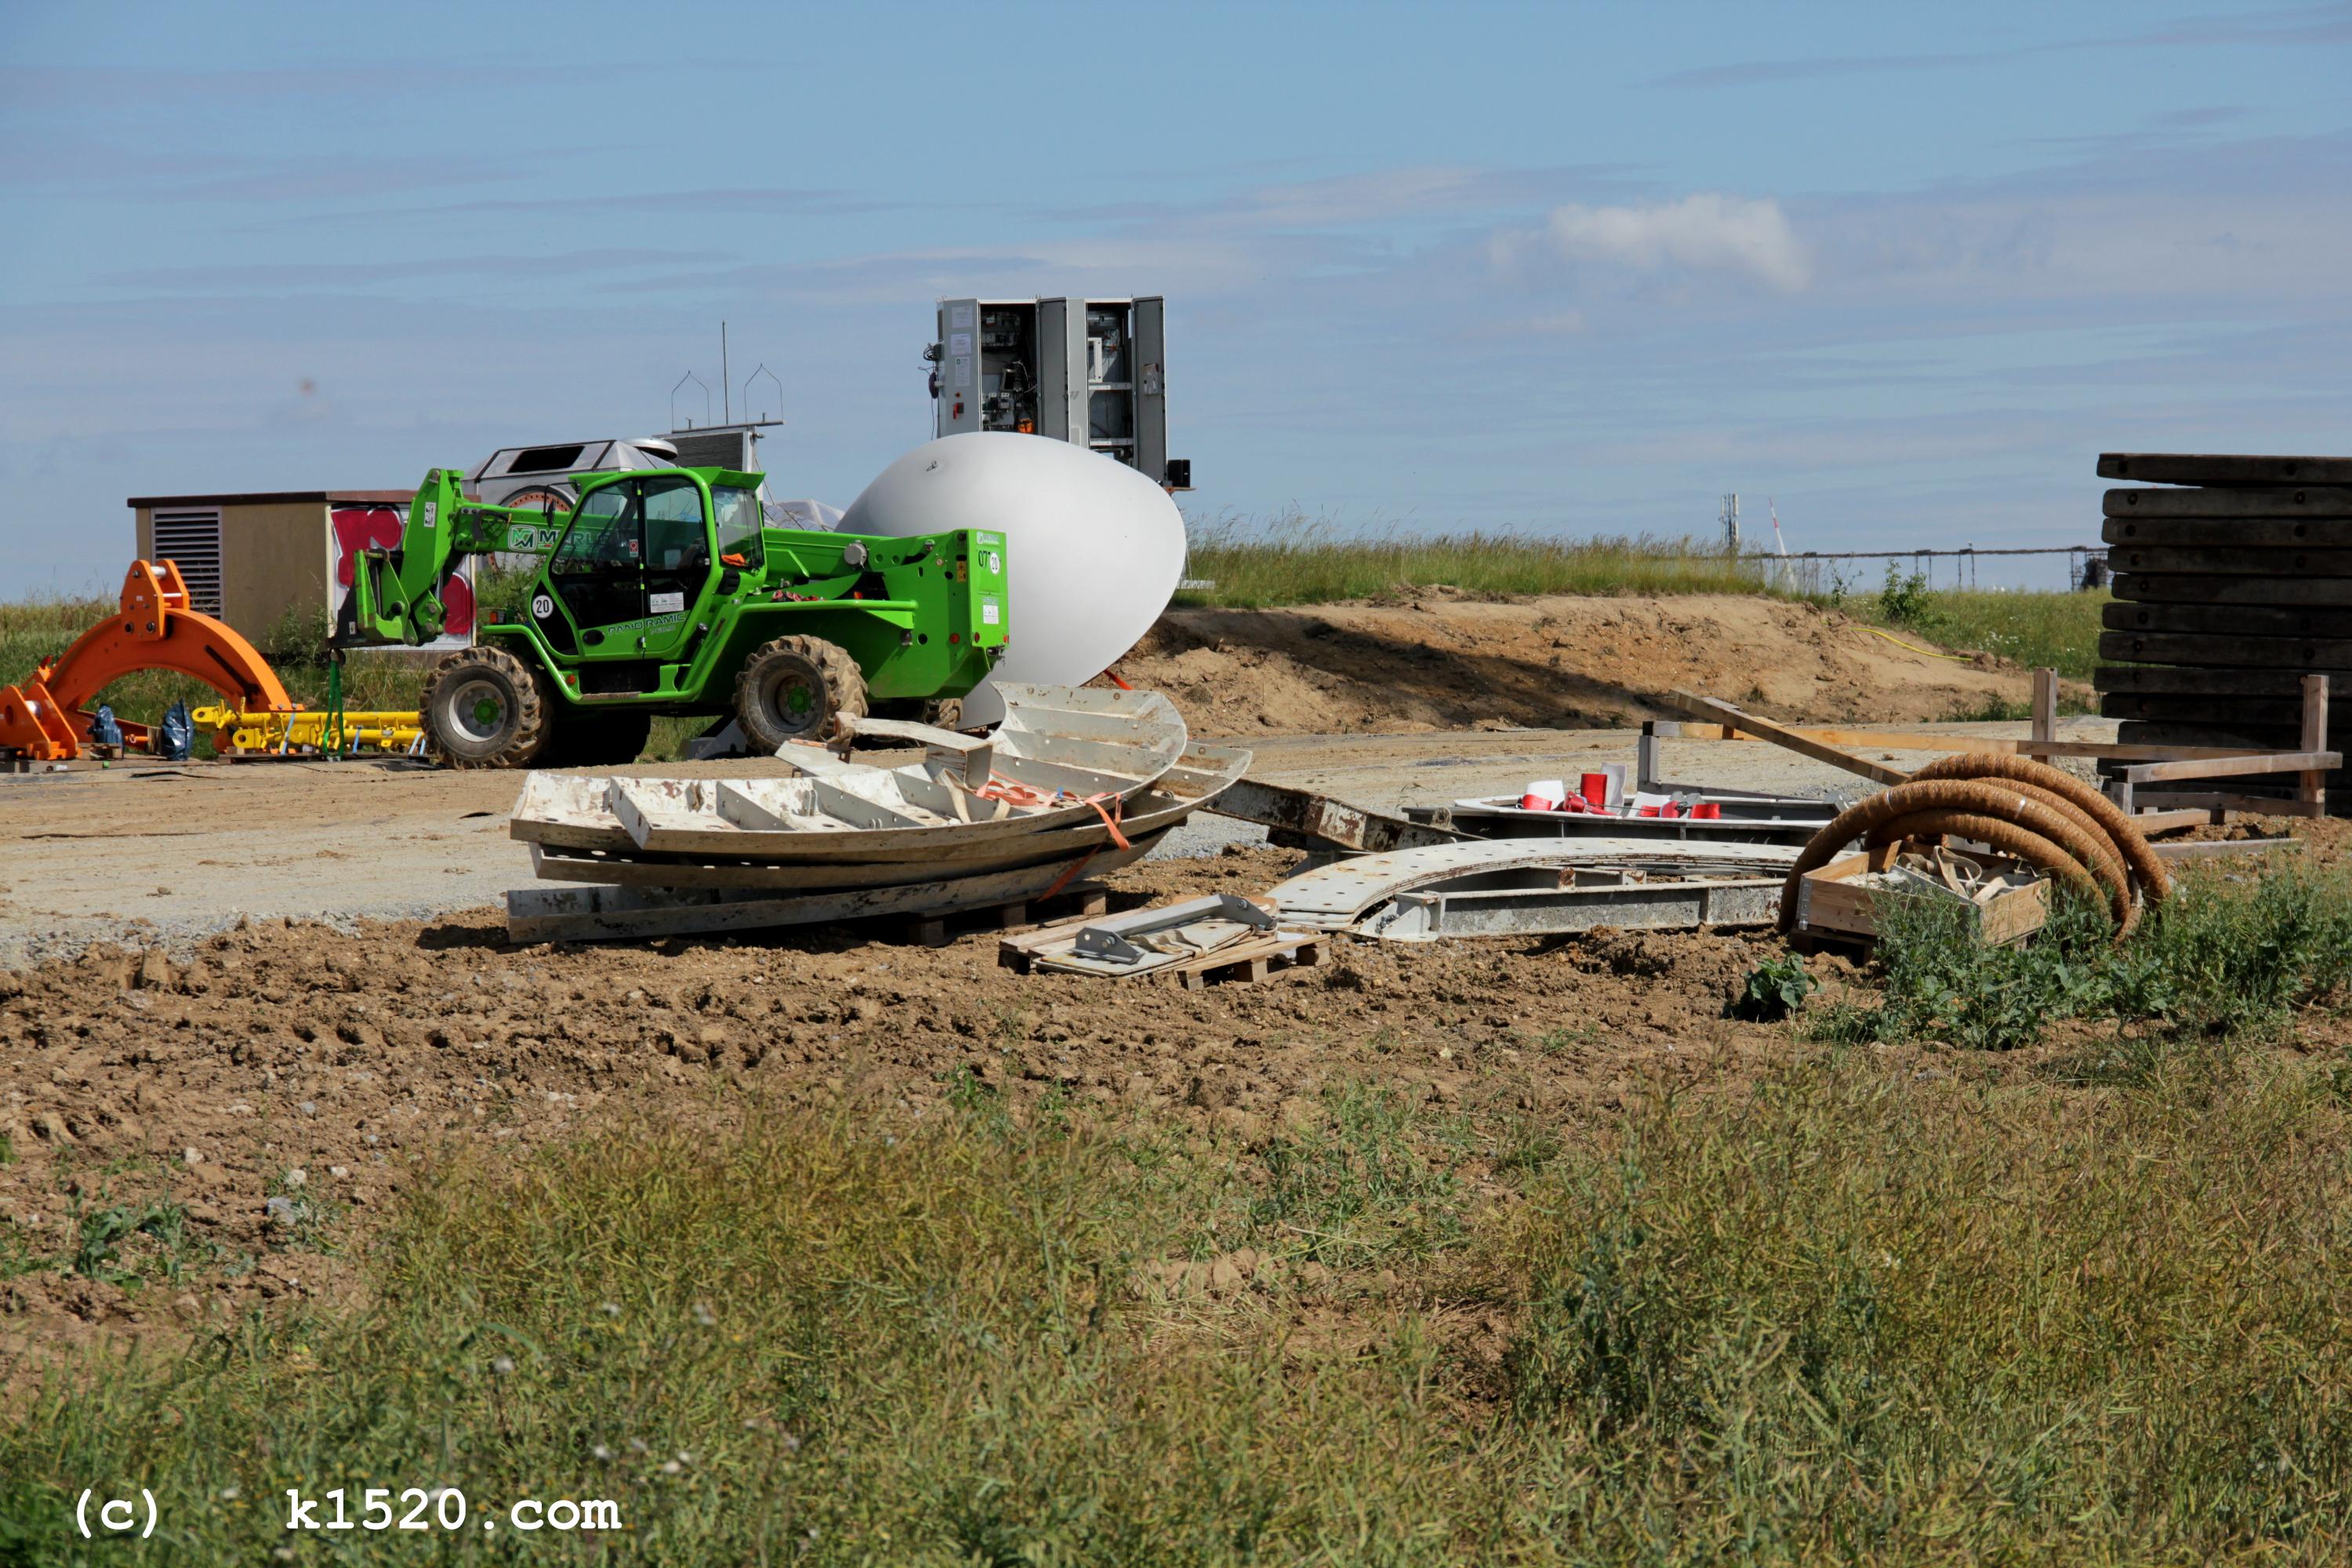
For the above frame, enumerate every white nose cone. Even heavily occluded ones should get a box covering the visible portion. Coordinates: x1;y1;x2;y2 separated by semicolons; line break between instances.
841;432;1185;725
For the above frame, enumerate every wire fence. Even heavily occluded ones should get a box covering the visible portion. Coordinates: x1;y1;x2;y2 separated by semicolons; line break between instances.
1734;546;2107;595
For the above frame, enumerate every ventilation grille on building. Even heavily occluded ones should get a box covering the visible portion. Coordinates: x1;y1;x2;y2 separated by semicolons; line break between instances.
151;508;224;615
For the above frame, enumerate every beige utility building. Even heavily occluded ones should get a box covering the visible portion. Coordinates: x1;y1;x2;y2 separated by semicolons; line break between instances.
124;487;459;648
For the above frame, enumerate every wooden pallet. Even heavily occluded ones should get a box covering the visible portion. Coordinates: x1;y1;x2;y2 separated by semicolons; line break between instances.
909;882;1109;949
1157;931;1323;989
1000;923;1324;988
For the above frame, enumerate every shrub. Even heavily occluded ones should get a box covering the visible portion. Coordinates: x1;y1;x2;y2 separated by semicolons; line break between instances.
1729;953;1815;1022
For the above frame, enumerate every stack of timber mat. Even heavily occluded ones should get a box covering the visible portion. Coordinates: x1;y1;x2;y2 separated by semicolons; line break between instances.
2099;451;2352;807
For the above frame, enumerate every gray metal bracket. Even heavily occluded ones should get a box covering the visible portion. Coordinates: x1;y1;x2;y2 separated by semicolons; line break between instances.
1070;892;1276;965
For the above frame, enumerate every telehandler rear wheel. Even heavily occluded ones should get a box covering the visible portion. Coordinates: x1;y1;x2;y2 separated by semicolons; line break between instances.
420;646;551;769
736;635;868;750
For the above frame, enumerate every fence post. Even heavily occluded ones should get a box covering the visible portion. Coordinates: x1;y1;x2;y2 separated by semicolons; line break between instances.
2031;667;2056;746
2301;673;2329;814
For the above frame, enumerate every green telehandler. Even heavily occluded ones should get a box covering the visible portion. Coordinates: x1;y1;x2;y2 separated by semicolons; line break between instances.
339;464;1007;768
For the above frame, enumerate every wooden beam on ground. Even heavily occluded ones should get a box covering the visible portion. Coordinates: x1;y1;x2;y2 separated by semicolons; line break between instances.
2132;790;2328;819
1662;691;1911;787
2151;837;2306;862
2120;750;2343;785
1645;720;2280;764
1650;720;2013;753
2125;808;2220;836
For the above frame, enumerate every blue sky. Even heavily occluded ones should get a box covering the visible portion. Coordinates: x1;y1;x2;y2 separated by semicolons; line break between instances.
3;0;2348;596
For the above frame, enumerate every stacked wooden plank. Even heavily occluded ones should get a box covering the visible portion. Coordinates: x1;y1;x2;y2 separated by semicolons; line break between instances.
2098;452;2352;806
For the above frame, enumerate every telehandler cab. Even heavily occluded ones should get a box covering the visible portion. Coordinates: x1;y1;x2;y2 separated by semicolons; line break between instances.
341;465;1007;768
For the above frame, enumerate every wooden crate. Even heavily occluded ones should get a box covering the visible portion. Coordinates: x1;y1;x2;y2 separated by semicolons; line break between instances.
1792;844;2048;948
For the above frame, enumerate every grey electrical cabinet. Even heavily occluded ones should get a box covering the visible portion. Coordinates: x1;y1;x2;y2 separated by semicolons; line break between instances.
930;295;1185;487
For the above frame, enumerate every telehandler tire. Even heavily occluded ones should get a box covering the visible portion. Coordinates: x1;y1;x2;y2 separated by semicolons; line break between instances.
736;635;868;750
540;707;652;768
421;646;552;769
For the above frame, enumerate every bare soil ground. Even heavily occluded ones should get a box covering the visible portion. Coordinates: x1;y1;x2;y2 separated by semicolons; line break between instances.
1123;591;2079;733
0;593;2280;1387
0;846;1847;1372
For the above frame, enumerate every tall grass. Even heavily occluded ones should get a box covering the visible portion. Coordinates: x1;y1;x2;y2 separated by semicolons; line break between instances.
1497;1051;2352;1560
3;1041;2347;1563
0;594;428;728
1177;514;1776;608
1864;566;2110;681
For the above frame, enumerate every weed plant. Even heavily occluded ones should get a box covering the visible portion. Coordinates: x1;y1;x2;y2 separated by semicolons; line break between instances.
1808;862;2352;1054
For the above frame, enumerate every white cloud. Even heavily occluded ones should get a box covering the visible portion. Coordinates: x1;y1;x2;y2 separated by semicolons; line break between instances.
1497;193;1812;292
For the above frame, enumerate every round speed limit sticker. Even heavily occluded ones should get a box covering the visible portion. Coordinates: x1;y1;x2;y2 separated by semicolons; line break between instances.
532;593;554;619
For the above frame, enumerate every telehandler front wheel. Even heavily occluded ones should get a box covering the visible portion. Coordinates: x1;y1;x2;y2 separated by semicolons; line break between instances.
736;635;869;751
421;646;552;769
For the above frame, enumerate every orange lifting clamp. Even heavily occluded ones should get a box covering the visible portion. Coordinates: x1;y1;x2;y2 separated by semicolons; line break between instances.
0;560;296;761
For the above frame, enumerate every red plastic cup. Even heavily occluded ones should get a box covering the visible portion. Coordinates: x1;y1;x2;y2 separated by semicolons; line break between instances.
1579;772;1610;808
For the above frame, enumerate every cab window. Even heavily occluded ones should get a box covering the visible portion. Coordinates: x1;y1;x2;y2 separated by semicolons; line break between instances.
713;486;764;570
642;477;710;573
555;482;640;571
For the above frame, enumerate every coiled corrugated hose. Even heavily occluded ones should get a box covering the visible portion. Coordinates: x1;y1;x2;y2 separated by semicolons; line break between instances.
1777;754;2169;937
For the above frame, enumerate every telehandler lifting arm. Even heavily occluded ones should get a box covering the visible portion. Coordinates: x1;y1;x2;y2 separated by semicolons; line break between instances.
339;468;564;648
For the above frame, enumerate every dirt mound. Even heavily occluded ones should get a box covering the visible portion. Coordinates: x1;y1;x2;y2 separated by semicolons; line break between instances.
1117;592;2067;736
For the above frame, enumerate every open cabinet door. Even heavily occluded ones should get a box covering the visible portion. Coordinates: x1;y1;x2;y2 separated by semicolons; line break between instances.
1134;295;1167;485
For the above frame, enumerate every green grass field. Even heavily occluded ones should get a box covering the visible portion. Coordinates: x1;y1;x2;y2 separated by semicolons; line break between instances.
1175;515;1774;606
3;869;2347;1562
